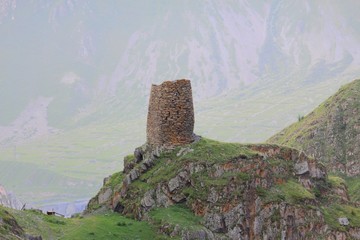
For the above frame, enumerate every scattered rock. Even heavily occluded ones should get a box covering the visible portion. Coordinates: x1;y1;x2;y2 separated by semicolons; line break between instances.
141;190;155;209
227;226;243;240
176;147;194;157
155;185;172;207
295;161;309;175
338;217;349;226
207;188;218;204
98;188;112;204
129;169;140;181
204;213;225;233
134;147;144;163
168;176;181;192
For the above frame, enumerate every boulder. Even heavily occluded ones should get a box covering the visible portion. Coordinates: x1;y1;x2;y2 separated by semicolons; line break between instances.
98;188;112;204
294;161;309;175
338;217;349;226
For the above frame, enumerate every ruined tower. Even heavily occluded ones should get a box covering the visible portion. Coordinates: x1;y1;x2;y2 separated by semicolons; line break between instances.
146;79;195;146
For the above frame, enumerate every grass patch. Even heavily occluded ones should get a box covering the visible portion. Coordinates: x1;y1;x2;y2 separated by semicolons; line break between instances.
278;180;315;203
328;175;346;188
5;205;163;240
149;204;203;230
322;204;360;231
345;176;360;202
105;171;124;189
140;138;257;187
182;138;258;164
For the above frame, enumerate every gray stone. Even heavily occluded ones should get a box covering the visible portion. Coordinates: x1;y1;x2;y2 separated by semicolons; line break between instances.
204;213;225;233
123;174;131;186
129;169;140;181
176;147;194;157
338;217;349;226
207;188;218;203
168;176;181;192
134;147;144;163
294;161;309;175
227;226;243;240
171;193;186;203
188;163;205;174
141;190;155;208
181;229;212;240
167;171;189;193
156;185;172;207
98;188;112;204
143;156;155;168
224;204;244;230
213;165;224;177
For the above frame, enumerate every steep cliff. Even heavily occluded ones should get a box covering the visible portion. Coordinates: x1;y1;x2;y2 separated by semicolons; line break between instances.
87;138;360;239
268;79;360;177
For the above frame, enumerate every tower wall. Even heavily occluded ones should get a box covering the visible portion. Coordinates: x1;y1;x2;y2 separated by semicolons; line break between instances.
146;79;195;146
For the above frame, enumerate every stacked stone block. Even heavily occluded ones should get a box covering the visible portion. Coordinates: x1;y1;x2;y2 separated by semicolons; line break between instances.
146;79;195;146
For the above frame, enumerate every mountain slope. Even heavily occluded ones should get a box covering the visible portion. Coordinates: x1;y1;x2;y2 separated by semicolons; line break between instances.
87;138;360;239
268;79;360;177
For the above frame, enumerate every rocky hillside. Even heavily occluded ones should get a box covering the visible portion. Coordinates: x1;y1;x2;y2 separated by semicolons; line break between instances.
0;206;42;240
268;79;360;177
87;138;360;239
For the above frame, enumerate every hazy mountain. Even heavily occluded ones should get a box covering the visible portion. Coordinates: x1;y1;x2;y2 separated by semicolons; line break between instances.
1;0;360;208
1;0;360;133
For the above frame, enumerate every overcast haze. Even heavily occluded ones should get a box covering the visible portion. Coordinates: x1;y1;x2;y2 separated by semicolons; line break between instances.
1;0;360;215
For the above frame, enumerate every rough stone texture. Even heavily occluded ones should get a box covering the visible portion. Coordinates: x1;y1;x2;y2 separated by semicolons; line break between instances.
338;217;350;226
294;161;309;175
141;190;155;209
98;188;112;204
146;79;195;147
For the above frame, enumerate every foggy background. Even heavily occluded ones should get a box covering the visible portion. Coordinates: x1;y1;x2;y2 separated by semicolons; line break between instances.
1;0;359;215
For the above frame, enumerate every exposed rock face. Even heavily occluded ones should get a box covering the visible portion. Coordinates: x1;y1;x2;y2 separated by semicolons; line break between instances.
146;79;195;147
268;79;360;176
87;141;360;239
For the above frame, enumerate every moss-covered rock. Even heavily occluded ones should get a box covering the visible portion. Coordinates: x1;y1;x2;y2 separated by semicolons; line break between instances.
86;137;360;239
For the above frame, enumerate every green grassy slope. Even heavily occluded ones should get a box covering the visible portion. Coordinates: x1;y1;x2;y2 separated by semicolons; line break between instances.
268;79;360;175
2;205;164;240
268;79;360;203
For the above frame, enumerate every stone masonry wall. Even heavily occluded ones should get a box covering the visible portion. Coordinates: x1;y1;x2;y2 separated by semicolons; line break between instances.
146;79;195;146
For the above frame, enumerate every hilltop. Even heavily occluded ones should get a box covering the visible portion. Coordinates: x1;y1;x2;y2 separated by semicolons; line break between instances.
86;138;360;239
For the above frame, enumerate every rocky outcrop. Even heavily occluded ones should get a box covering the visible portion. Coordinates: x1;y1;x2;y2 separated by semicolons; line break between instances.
0;207;42;240
87;139;360;239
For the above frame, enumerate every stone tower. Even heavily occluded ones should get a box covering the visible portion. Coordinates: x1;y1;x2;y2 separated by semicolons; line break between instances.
146;79;195;146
